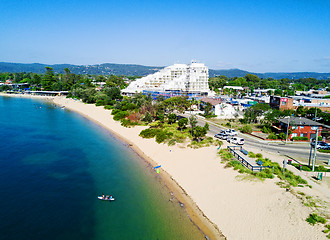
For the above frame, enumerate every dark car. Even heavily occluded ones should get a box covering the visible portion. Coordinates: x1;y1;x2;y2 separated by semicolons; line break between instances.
214;134;222;139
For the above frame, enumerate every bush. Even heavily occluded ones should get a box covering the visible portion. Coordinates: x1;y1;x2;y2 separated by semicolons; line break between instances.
111;109;121;115
248;152;256;158
95;100;105;106
262;126;272;133
256;153;263;158
218;149;234;161
139;128;161;138
292;136;308;141
306;213;327;225
121;119;139;127
278;132;287;140
240;125;252;134
104;105;113;110
267;133;278;139
121;103;137;111
113;111;129;121
155;131;167;143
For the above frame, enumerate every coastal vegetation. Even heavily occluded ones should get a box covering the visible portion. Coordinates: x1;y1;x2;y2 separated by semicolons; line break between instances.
218;149;308;186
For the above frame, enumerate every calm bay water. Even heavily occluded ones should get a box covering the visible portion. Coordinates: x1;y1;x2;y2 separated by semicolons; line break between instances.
0;96;204;240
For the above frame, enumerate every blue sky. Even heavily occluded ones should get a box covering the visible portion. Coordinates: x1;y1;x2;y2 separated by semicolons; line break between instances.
0;0;329;72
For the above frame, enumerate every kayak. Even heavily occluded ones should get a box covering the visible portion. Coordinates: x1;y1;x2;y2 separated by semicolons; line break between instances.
98;195;115;201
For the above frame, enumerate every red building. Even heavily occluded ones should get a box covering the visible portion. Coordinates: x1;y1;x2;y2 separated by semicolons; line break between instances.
276;117;323;140
270;96;294;110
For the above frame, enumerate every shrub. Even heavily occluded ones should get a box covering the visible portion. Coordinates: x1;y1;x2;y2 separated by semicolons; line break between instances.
155;131;167;143
121;119;139;127
262;126;272;133
256;153;263;158
139;128;161;138
95;100;105;106
218;149;234;161
143;112;153;123
113;111;129;121
111;109;121;115
167;113;177;124
121;103;137;111
104;105;113;110
278;132;287;140
248;152;256;158
306;213;327;225
267;133;278;139
240;125;252;134
292;136;308;141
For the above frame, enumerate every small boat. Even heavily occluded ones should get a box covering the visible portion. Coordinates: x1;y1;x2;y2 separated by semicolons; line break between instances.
98;195;115;201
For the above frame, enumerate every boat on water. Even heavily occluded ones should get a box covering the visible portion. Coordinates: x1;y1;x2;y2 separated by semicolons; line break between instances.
98;195;115;201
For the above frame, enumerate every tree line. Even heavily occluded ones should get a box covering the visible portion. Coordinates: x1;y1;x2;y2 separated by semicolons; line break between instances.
209;74;330;96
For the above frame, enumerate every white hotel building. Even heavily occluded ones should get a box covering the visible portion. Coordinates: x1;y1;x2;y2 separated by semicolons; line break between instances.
122;62;210;96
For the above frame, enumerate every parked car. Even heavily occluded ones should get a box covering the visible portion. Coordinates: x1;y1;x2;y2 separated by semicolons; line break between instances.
228;137;245;145
225;129;238;136
311;140;329;149
221;134;229;140
214;134;222;139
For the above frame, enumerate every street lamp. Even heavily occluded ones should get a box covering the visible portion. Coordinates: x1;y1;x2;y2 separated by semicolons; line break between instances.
285;116;290;144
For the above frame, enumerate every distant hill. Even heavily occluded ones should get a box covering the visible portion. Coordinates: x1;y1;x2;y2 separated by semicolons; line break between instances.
0;62;163;76
209;69;330;80
0;62;329;80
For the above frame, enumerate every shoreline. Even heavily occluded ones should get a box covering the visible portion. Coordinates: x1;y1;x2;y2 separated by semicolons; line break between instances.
55;99;225;240
3;93;329;240
0;93;223;239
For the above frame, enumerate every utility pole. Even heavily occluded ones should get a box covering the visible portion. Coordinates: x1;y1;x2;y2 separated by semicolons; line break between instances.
312;127;319;172
285;116;290;144
308;143;313;167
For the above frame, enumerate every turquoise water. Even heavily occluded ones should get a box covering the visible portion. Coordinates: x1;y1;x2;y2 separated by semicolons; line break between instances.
0;96;204;240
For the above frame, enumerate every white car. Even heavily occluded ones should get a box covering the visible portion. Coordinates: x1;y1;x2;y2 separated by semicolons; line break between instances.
225;129;238;136
229;137;244;145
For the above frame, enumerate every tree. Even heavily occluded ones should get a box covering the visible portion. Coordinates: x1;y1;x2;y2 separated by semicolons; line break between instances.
102;87;122;101
192;123;209;142
204;102;213;116
143;112;153;123
41;67;56;90
167;113;177;124
178;118;188;132
296;106;306;116
243;103;270;123
189;115;198;135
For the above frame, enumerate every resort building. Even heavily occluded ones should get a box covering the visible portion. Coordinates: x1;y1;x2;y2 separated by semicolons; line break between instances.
121;62;209;96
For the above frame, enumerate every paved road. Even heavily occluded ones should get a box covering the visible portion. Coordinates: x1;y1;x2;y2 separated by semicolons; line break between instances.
182;113;330;165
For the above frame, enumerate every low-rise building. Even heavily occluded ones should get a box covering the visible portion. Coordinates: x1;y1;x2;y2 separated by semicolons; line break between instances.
269;96;294;110
275;117;323;140
200;97;241;118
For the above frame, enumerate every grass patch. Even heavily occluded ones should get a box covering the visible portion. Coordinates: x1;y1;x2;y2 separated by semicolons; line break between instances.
319;149;330;153
306;213;327;225
291;163;330;172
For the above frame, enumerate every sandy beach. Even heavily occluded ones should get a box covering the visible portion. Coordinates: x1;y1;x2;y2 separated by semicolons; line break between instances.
3;93;328;239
